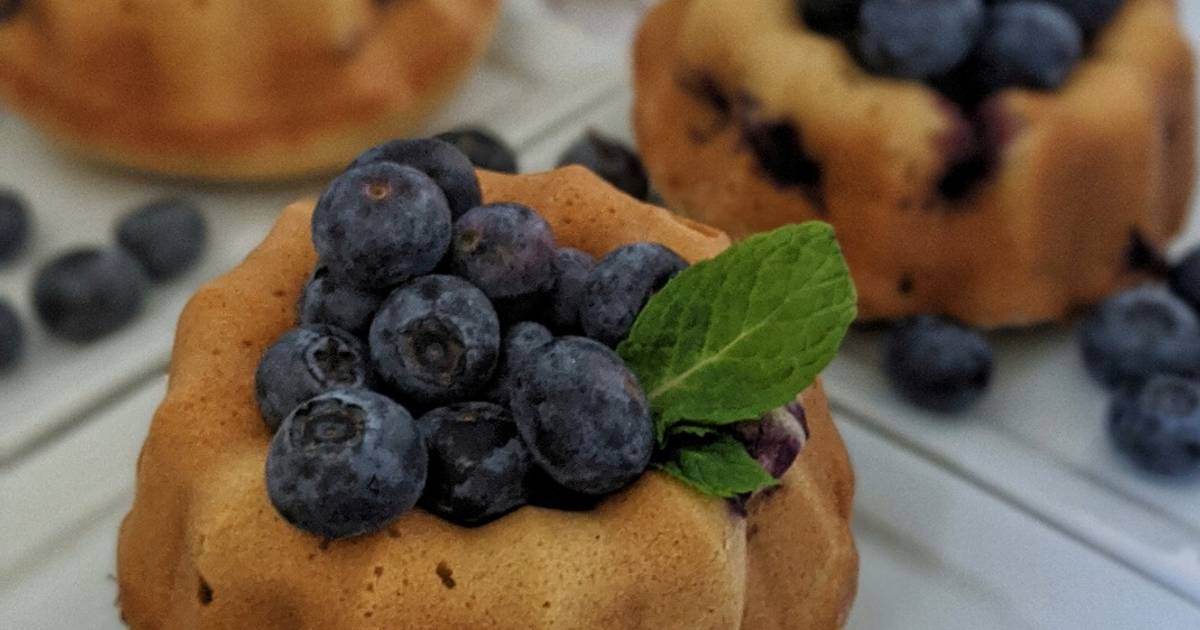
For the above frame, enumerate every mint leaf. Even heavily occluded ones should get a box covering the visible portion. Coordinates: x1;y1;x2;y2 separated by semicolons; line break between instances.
619;222;856;438
658;435;778;498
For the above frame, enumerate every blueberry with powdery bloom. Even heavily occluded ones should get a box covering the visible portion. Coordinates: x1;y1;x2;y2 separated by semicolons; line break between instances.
557;132;650;201
1109;374;1200;478
1081;286;1200;390
580;242;688;347
994;0;1124;37
418;402;533;526
857;0;985;80
450;203;558;301
0;190;32;264
549;248;596;334
486;321;554;406
734;401;810;479
369;275;500;408
0;298;25;371
254;325;372;433
311;162;452;290
266;389;428;539
297;265;385;338
349;137;482;218
885;315;993;413
510;336;654;495
435;128;519;174
32;247;149;343
972;2;1083;92
115;197;208;281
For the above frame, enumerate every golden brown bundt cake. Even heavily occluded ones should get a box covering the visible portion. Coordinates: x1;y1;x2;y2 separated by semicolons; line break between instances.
116;167;859;629
634;0;1196;328
0;0;500;180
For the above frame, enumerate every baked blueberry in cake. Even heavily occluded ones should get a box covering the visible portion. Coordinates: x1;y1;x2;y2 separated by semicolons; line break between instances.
118;139;861;628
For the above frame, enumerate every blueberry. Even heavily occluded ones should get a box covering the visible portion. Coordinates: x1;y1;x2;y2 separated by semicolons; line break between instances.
510;336;654;495
0;299;25;371
801;0;862;36
266;389;428;539
435;128;519;174
297;265;385;338
580;242;688;347
349;138;482;218
0;190;32;264
972;2;1083;92
255;325;372;433
1109;374;1200;477
557;132;650;201
312;162;452;289
369;275;500;407
884;316;993;413
1168;247;1200;313
857;0;984;80
1081;286;1200;389
418;402;533;526
549;248;596;334
733;401;810;479
450;203;557;300
115;197;207;281
995;0;1124;36
32;247;148;343
487;321;554;406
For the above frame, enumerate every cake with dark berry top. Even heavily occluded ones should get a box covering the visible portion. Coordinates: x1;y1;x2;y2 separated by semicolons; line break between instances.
117;139;860;628
634;0;1195;328
0;0;500;180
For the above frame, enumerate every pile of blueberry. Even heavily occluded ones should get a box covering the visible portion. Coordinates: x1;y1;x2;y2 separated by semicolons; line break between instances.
0;191;207;373
803;0;1124;98
259;137;688;538
883;254;1200;479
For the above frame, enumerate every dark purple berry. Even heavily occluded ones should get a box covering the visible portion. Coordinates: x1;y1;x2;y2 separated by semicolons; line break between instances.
1168;247;1200;313
557;132;650;201
487;321;554;406
349;137;482;218
418;402;533;526
510;336;654;495
312;162;451;289
32;247;148;343
266;389;427;539
885;315;993;413
435;127;518;174
549;248;595;333
857;0;985;80
0;190;32;264
450;203;557;300
1109;374;1200;477
1081;286;1200;389
115;197;207;281
0;0;23;21
995;0;1124;37
297;265;385;338
0;298;25;371
973;2;1083;92
801;0;862;37
254;325;372;433
580;242;688;347
369;275;500;407
733;401;810;479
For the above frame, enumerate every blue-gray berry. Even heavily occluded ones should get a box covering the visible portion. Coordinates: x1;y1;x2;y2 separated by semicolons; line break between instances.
487;321;554;406
312;162;452;290
580;242;688;347
32;247;148;343
369;275;500;408
349;137;482;218
557;132;650;201
297;265;385;338
974;2;1083;92
266;389;428;539
1109;374;1200;477
1081;286;1200;390
115;197;207;281
255;325;372;433
0;298;25;371
885;315;993;413
550;247;596;334
450;203;558;301
435;128;518;174
0;190;31;264
858;0;985;80
418;402;533;526
510;336;654;495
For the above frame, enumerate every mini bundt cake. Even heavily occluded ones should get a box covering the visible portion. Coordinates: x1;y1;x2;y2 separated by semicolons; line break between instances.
117;166;859;629
0;0;500;180
634;0;1196;327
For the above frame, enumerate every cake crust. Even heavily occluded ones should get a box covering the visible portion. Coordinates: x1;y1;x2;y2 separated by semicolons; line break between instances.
117;167;858;629
634;0;1196;328
0;0;500;180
